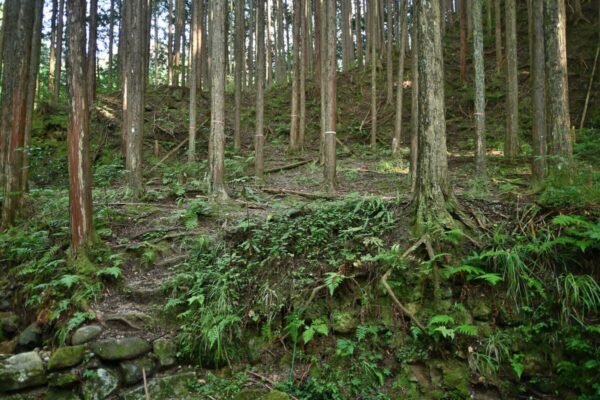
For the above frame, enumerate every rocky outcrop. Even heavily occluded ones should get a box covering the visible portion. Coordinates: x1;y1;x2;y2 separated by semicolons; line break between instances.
0;351;47;392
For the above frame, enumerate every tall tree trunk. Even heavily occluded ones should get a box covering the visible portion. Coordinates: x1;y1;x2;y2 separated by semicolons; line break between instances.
531;0;546;180
122;0;148;196
247;0;255;90
410;4;419;194
494;0;502;74
234;0;244;150
167;0;174;85
299;0;307;149
153;6;159;85
544;0;572;158
370;0;378;147
87;0;98;105
108;0;115;89
319;0;326;159
342;0;352;71
266;0;273;86
22;0;44;198
414;0;452;229
385;0;393;104
460;0;467;82
173;0;184;86
66;0;94;254
289;0;301;150
392;0;407;156
323;0;337;193
473;0;486;174
189;0;202;161
0;0;35;227
49;0;58;98
209;0;228;200
275;0;286;83
52;0;65;104
504;0;518;160
355;0;363;69
256;0;266;177
314;0;322;87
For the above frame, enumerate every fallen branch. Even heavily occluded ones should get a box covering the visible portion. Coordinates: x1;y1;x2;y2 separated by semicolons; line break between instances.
261;187;335;200
264;158;316;174
381;268;427;332
149;138;189;172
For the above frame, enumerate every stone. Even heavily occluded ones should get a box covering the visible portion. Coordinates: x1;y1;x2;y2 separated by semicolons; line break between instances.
0;351;47;392
71;325;103;346
90;337;151;361
433;359;470;397
45;388;81;400
471;299;492;321
153;338;177;367
120;356;156;386
0;338;17;355
16;323;42;351
121;371;197;400
234;389;268;400
81;368;120;400
48;370;79;388
260;391;290;400
47;345;86;371
0;312;20;336
331;309;359;334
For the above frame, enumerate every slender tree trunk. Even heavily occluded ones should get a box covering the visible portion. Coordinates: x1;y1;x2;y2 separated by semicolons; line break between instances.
66;0;94;253
355;0;363;69
87;0;98;105
495;0;502;74
275;0;286;83
173;0;184;86
209;0;228;200
473;0;486;174
153;7;159;85
299;0;307;149
49;0;58;97
22;0;44;199
290;0;301;150
314;0;322;87
410;3;419;193
234;0;244;150
414;0;452;229
108;0;115;89
123;0;148;196
385;0;393;104
256;0;266;177
167;0;174;85
247;0;255;90
370;0;378;147
0;0;35;227
52;0;65;104
319;0;326;159
460;0;467;82
392;0;407;156
504;0;518;160
189;0;201;161
531;0;546;180
342;0;352;71
544;0;572;158
266;0;273;86
323;0;336;193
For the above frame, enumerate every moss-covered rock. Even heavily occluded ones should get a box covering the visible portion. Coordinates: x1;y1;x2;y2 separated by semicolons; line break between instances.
0;351;47;392
153;338;177;367
0;311;20;337
0;338;17;355
81;368;120;400
45;388;81;400
432;359;470;397
259;390;290;400
120;356;156;386
121;371;197;400
90;337;151;361
331;309;358;333
71;325;102;346
233;389;268;400
16;323;42;351
470;299;492;321
48;370;79;388
47;345;86;371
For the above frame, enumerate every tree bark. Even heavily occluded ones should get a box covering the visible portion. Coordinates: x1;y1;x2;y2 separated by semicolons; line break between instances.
167;0;174;85
355;0;363;69
414;0;452;229
494;0;502;74
410;4;419;193
531;0;546;180
275;0;286;83
108;0;115;89
234;0;244;150
323;0;337;193
122;0;148;196
504;0;518;160
544;0;572;158
209;0;228;200
299;0;307;149
0;0;35;227
385;0;393;104
256;0;266;177
49;0;59;98
173;0;184;86
189;0;202;161
460;0;468;82
22;0;44;198
290;0;301;150
52;0;65;104
392;0;408;156
342;0;352;71
87;0;98;104
370;0;378;147
473;0;486;174
66;0;94;253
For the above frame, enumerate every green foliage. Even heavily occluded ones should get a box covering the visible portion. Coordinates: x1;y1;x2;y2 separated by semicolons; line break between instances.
427;314;478;341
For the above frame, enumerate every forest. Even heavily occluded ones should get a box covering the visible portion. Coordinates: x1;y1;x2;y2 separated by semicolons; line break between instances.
0;0;599;399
